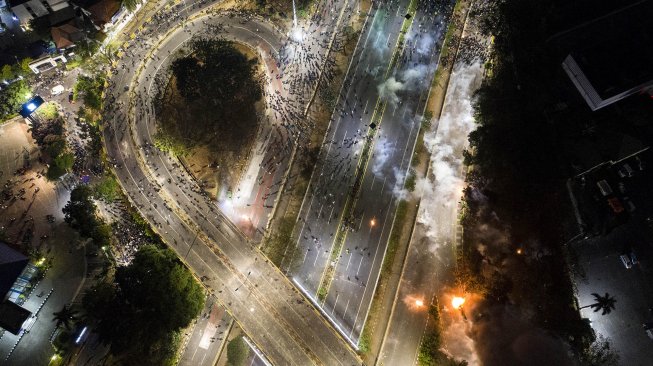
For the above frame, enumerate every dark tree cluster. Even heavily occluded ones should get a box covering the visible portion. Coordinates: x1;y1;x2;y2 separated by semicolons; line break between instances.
83;245;205;366
0;79;30;120
454;0;648;362
158;38;262;154
62;185;111;247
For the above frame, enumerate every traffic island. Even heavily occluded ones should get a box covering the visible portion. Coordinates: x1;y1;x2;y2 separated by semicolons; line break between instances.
153;38;264;200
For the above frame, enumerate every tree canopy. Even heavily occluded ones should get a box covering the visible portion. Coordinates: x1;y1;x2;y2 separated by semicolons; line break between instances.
83;245;205;365
63;185;111;246
157;38;262;154
73;74;105;111
0;79;30;121
226;336;248;366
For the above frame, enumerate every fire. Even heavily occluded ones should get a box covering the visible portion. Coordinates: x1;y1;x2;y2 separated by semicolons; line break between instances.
415;299;424;307
452;296;465;309
370;218;376;227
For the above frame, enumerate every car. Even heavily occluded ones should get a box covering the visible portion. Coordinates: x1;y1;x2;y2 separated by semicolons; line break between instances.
68;92;74;103
620;254;633;269
51;84;65;95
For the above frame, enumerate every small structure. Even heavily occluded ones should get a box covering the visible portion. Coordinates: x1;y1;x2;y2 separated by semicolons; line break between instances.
19;95;45;118
0;241;29;298
0;300;32;335
27;54;67;74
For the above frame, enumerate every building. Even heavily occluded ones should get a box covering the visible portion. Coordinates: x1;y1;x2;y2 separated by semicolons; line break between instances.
50;20;83;49
0;241;32;335
7;0;73;29
559;0;653;111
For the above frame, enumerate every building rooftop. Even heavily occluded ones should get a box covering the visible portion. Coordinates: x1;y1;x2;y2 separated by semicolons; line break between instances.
0;241;29;300
559;0;653;110
0;300;31;335
51;21;82;48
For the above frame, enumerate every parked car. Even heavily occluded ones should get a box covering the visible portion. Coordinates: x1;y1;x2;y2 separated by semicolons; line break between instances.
620;254;633;269
51;84;65;95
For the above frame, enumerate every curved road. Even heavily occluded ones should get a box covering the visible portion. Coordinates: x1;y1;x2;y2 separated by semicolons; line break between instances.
102;5;360;366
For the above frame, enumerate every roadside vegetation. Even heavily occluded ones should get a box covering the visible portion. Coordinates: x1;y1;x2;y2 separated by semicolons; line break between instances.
453;0;643;363
226;335;250;366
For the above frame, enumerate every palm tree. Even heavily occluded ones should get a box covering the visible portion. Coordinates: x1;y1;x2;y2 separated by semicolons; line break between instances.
52;305;79;330
580;293;617;315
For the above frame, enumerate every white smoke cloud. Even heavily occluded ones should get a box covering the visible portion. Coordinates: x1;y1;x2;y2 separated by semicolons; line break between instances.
415;34;435;56
372;134;395;176
414;61;483;242
377;76;404;105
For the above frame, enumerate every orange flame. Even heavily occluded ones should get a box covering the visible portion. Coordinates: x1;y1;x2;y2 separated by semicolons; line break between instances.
452;296;465;309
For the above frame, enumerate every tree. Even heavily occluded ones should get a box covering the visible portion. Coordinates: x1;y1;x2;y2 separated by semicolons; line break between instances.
93;175;121;202
580;334;620;366
0;79;31;120
226;336;248;366
1;64;13;81
158;38;262;155
63;185;98;237
52;305;79;330
73;75;105;111
19;57;33;75
54;151;74;172
580;293;617;315
121;0;140;12
84;245;205;364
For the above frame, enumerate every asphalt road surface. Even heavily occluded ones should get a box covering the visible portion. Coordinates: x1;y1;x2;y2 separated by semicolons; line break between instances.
102;2;361;365
286;0;451;343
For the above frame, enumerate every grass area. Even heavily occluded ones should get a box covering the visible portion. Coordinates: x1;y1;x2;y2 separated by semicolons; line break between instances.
263;217;295;266
36;102;59;120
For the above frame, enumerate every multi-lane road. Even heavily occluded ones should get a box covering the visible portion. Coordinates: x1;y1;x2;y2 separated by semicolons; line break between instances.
100;0;462;363
102;1;361;364
285;0;452;343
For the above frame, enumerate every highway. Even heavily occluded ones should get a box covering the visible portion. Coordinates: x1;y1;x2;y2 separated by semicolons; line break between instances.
284;0;452;343
101;1;362;364
379;9;485;364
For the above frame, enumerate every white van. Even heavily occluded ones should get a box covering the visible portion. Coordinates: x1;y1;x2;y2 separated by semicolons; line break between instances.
51;85;65;96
